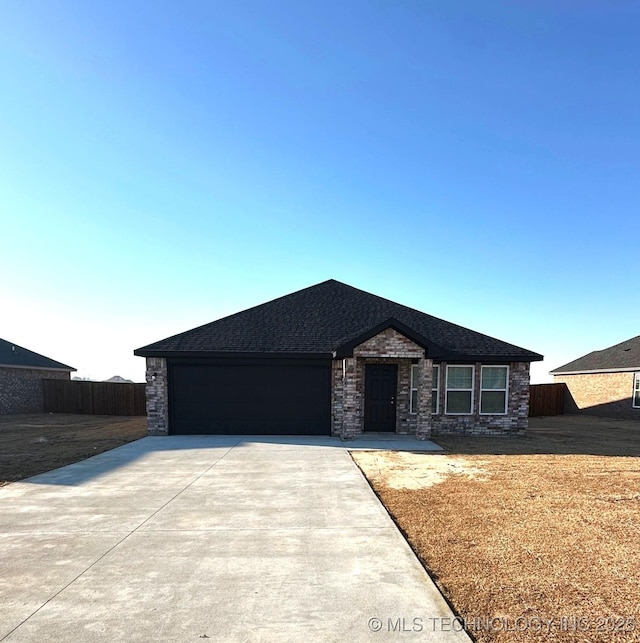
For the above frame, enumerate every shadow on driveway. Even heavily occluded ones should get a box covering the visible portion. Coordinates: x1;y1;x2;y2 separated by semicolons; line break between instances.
14;434;443;487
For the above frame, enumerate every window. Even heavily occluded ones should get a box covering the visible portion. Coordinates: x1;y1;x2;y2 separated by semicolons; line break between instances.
410;364;440;414
480;366;509;414
634;373;640;409
432;365;440;414
446;366;474;414
410;365;419;414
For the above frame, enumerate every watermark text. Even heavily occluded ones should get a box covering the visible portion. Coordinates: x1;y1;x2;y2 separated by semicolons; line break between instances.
368;615;636;634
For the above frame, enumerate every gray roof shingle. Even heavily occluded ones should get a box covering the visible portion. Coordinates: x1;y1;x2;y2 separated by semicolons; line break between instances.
0;338;75;371
550;335;640;374
135;279;543;362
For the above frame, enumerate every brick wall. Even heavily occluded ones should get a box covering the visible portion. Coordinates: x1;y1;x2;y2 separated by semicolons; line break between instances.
430;362;529;436
334;328;431;438
341;357;360;438
353;328;425;359
331;328;530;438
145;357;169;434
415;359;434;439
554;372;640;420
144;332;533;437
331;360;344;436
353;329;425;438
0;367;70;414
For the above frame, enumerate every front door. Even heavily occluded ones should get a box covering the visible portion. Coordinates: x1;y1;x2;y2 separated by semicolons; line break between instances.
364;364;397;432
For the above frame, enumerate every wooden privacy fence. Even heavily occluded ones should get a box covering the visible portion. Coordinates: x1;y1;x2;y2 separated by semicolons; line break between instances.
529;383;566;417
43;380;146;416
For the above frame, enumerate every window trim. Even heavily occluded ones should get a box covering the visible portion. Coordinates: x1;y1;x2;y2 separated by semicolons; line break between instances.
445;365;475;415
432;364;440;414
480;365;509;415
633;372;640;409
410;364;419;414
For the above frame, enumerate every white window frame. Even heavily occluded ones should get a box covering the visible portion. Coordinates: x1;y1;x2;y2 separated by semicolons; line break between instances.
445;365;475;415
432;364;440;414
480;365;509;415
633;373;640;409
410;364;419;414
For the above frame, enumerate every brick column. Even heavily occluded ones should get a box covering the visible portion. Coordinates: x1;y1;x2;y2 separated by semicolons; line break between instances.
510;361;530;434
415;357;433;439
331;360;344;436
341;357;361;439
145;357;169;435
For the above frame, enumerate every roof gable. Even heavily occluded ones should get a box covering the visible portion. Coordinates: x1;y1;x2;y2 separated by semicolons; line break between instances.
134;279;542;362
351;326;426;358
551;335;640;374
334;317;445;358
0;338;75;371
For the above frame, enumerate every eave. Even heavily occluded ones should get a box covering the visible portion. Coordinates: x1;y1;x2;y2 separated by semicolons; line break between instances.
133;349;333;360
551;366;640;376
0;363;76;372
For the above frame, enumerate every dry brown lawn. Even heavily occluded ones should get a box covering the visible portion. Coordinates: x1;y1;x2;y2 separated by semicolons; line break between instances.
353;415;640;643
0;413;147;485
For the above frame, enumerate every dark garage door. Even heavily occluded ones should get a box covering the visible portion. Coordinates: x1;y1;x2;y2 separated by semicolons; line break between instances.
169;360;331;435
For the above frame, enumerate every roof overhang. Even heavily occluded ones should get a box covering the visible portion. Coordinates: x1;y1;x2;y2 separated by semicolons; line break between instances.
441;354;543;364
551;366;640;376
134;316;544;364
133;350;333;359
0;363;76;372
331;318;543;362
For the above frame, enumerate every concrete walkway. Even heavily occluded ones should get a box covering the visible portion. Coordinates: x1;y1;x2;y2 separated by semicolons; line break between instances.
0;436;469;642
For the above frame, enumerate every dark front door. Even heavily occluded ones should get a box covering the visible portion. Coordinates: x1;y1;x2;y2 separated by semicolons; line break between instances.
364;364;397;432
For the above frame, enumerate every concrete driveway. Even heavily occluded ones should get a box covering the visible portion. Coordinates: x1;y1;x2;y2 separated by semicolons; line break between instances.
0;436;470;642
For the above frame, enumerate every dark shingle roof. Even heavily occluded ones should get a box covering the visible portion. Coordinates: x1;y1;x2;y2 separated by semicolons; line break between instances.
550;335;640;374
0;338;75;371
134;279;542;362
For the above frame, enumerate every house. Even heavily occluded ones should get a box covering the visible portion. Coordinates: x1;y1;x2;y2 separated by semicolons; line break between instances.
105;375;135;384
134;280;542;438
0;338;75;414
550;335;640;420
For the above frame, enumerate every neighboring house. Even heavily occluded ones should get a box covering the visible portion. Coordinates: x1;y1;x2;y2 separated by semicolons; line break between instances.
0;338;75;414
550;335;640;420
134;280;542;438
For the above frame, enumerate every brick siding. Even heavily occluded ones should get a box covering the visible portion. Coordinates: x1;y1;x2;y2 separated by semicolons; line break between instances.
331;360;344;436
430;361;529;436
353;329;429;437
554;372;640;420
0;366;70;414
353;328;426;359
145;328;533;437
332;327;530;438
333;328;432;439
145;357;169;434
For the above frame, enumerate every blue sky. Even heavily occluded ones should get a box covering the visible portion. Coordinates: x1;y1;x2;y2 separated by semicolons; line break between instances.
1;1;638;383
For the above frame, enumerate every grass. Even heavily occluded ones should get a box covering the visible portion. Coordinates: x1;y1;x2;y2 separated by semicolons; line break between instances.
353;415;640;643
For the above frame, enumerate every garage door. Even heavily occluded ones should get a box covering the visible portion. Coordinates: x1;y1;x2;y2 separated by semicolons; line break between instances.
169;360;331;435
